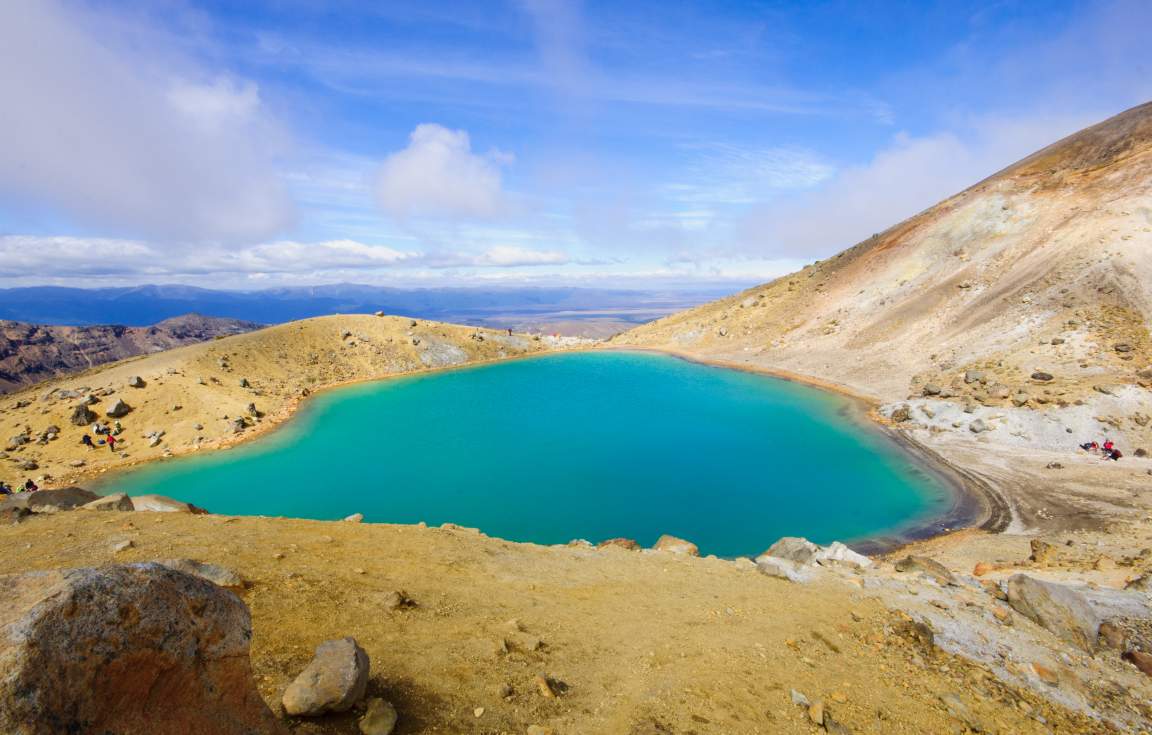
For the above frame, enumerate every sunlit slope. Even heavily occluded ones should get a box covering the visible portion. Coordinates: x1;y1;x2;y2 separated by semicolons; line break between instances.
615;102;1152;403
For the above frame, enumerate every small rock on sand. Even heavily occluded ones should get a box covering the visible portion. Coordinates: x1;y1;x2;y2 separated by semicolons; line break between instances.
1031;371;1054;381
106;398;133;418
761;537;820;564
597;537;640;551
282;637;370;716
80;493;134;512
343;513;364;523
111;539;134;553
894;555;956;585
132;494;202;513
652;534;699;556
155;559;246;590
969;418;988;433
756;556;815;583
358;697;398;735
127;376;145;388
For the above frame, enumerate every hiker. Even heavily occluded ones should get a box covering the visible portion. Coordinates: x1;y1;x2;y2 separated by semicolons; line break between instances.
1080;441;1100;453
81;434;94;449
0;482;11;495
112;420;122;436
507;328;513;336
1103;439;1115;452
23;479;37;493
106;434;118;452
1107;448;1123;461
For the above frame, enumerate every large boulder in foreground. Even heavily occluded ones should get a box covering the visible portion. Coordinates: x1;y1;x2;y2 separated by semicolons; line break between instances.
1007;574;1100;652
0;563;285;735
282;637;370;716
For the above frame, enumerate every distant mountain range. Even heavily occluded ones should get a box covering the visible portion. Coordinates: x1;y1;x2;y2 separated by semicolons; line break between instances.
0;284;735;334
0;314;259;393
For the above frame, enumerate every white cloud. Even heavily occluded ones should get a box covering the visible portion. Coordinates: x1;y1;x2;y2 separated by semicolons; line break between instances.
0;235;570;282
0;0;292;242
376;124;512;220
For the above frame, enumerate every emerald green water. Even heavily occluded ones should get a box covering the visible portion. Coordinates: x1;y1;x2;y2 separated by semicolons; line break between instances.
98;351;951;556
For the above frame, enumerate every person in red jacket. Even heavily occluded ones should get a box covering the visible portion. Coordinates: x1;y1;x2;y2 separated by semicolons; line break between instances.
106;434;118;452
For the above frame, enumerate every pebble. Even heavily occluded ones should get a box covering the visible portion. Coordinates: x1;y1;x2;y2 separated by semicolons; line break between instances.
473;707;484;718
807;700;825;726
534;674;557;698
111;539;134;552
495;683;513;699
790;689;810;707
358;697;397;735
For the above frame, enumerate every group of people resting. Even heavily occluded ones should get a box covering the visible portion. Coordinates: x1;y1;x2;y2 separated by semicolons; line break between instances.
1080;439;1123;461
80;420;122;452
0;479;39;495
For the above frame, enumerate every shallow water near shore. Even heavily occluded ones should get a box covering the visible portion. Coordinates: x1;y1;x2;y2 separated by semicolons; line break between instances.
98;351;951;556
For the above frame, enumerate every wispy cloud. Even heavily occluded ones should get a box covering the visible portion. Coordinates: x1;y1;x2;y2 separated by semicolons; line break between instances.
0;0;293;242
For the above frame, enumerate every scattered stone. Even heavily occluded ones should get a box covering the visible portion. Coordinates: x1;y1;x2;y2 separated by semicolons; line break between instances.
968;418;988;433
246;402;261;418
1122;650;1152;677
1006;574;1100;652
939;693;983;732
1098;621;1127;650
70;403;97;426
807;700;825;726
111;539;134;553
230;417;248;433
1114;343;1133;353
922;383;942;396
0;564;284;735
988;383;1011;399
282;637;370;716
756;556;815;583
127;376;146;388
981;579;1007;600
358;697;398;735
381;590;416;611
890;405;911;422
790;689;810;707
761;536;820;564
894;555;956;585
1045;462;1063;469
1050;337;1065;345
374;311;385;317
652;534;699;556
80;493;135;512
343;513;364;523
155;559;246;590
597;537;640;551
815;542;872;568
533;674;557;698
964;370;985;384
106;398;132;418
1031;371;1054;382
239;378;251;388
131;494;203;513
1135;448;1148;458
1029;539;1056;566
1011;392;1030;407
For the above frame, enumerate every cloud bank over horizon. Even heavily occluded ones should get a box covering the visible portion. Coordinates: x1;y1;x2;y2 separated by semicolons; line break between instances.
0;0;1149;288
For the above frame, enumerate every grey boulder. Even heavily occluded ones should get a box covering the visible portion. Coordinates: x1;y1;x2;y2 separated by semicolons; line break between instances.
282;637;370;716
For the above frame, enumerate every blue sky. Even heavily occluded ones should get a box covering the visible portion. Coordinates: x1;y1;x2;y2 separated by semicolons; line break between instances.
0;0;1149;288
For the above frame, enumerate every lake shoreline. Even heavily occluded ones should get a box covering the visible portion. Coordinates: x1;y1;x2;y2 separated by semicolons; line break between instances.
85;342;994;558
603;346;1012;555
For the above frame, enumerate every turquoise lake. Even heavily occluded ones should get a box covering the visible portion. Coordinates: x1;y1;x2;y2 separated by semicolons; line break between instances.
99;351;952;556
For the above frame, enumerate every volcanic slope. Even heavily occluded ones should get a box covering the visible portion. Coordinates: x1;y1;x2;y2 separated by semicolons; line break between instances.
614;101;1152;418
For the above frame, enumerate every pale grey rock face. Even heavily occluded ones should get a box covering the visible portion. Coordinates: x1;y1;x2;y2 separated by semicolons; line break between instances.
1006;574;1100;652
0;563;284;735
